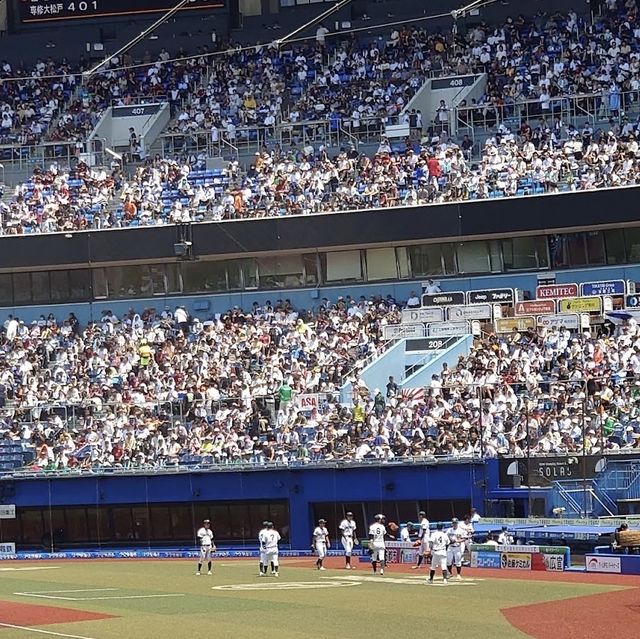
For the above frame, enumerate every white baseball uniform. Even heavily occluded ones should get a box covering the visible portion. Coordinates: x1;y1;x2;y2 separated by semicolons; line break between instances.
262;529;281;567
460;521;474;553
313;526;329;558
419;517;430;554
339;518;357;556
258;527;268;566
197;526;214;562
497;530;514;545
368;522;386;562
446;525;463;567
429;530;449;571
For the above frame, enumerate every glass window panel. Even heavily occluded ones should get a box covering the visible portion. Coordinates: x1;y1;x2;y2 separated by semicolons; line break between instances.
92;269;107;299
149;506;172;540
325;250;363;282
131;507;150;542
0;517;18;543
69;269;90;300
585;231;605;265
32;271;50;304
489;240;503;272
182;261;227;293
366;247;397;281
50;271;70;303
625;228;640;263
112;507;134;542
442;243;456;274
19;509;43;544
396;247;410;279
502;237;538;270
228;503;251;540
13;272;31;305
0;273;13;306
86;507;110;543
408;245;443;277
302;254;319;285
456;241;490;273
165;263;180;293
535;236;549;268
566;234;587;266
66;508;90;542
148;265;166;295
258;255;304;289
106;266;145;299
169;505;194;541
605;229;626;265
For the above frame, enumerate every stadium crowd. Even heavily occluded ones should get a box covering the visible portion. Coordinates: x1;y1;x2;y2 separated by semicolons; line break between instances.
1;295;640;471
3;123;639;232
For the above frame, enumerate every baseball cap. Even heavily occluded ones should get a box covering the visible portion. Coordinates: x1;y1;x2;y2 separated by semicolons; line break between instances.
452;518;459;523
203;519;210;524
346;511;353;516
262;520;269;526
318;518;326;524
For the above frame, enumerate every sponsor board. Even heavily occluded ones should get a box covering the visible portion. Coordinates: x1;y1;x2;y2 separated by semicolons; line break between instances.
495;317;536;332
536;283;579;299
542;554;565;572
382;324;425;340
295;394;319;412
471;551;501;569
447;304;492;321
427;321;469;337
581;280;625;296
515;300;555;316
401;308;444;323
467;288;514;304
0;543;15;555
421;292;465;307
626;295;640;308
536;313;580;329
500;552;532;570
0;505;15;519
559;297;602;313
585;555;621;573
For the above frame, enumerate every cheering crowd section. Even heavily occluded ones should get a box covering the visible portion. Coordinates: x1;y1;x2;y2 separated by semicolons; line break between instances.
2;122;639;232
2;2;640;148
1;296;640;470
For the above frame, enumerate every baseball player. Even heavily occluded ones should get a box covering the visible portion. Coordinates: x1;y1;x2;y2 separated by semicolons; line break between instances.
460;515;475;561
446;518;464;580
339;511;358;569
427;522;450;584
258;520;270;576
312;518;330;570
412;511;430;569
497;526;514;546
262;521;281;577
196;519;215;576
368;514;387;575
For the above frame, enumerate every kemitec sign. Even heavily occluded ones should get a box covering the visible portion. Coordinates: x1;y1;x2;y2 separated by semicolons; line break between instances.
536;283;579;299
559;297;602;313
515;300;555;316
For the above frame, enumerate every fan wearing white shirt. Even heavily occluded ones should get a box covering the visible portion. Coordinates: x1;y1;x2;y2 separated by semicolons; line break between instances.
196;519;215;576
368;514;387;575
339;511;358;569
261;521;281;577
312;518;330;570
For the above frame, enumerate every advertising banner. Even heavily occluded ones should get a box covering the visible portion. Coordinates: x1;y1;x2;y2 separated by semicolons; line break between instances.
500;552;532;570
401;308;444;324
536;314;580;329
495;317;536;332
559;297;602;313
382;324;425;340
295;394;319;412
0;543;16;555
585;555;621;574
515;300;555;315
427;321;469;337
0;505;15;519
471;551;501;568
542;554;565;572
422;292;465;307
580;280;625;296
467;288;515;304
447;304;492;321
536;284;579;299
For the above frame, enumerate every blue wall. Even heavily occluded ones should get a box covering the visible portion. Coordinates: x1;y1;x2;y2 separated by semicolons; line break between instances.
7;462;488;548
1;263;639;325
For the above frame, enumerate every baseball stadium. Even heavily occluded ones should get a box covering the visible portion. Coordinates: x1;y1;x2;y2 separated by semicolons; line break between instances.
2;0;640;637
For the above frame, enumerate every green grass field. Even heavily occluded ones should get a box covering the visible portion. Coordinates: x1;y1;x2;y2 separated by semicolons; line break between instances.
0;559;633;639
